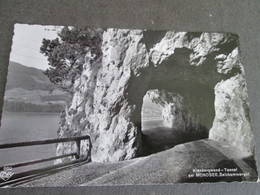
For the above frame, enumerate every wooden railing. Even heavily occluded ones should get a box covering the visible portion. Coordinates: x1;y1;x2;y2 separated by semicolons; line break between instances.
0;135;91;186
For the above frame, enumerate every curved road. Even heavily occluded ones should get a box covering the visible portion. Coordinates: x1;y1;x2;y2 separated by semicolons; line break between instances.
14;139;257;187
6;120;257;186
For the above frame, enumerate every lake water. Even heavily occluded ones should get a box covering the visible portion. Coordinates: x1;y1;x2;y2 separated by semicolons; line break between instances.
0;112;60;173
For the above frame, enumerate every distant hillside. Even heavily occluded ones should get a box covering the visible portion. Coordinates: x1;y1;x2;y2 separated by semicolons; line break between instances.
3;62;69;112
5;61;54;91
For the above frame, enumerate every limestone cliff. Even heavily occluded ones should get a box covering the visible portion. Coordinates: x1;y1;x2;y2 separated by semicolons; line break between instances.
56;28;254;163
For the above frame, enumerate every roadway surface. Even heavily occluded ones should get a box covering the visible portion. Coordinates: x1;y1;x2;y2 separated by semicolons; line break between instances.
141;120;205;154
16;139;257;187
9;120;258;187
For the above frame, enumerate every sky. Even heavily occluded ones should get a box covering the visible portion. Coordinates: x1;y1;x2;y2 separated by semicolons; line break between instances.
9;24;62;70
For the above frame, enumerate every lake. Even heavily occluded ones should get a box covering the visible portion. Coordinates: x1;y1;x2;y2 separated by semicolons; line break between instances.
0;112;60;173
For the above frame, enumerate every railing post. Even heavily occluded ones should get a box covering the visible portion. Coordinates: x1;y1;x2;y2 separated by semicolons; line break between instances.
86;137;92;162
75;140;81;159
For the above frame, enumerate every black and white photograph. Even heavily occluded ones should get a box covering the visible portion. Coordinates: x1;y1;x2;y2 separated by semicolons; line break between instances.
0;23;258;187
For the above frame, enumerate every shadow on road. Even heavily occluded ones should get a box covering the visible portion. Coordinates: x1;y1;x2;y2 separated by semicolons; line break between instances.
141;120;208;155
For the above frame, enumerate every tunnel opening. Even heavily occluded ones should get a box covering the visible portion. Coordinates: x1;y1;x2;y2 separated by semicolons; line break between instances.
131;48;218;156
141;89;209;156
126;36;228;158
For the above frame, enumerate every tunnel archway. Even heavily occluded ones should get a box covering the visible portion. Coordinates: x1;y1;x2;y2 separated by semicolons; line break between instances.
127;47;222;157
141;89;209;155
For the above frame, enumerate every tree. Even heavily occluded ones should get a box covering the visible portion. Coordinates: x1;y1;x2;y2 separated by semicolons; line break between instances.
40;27;103;91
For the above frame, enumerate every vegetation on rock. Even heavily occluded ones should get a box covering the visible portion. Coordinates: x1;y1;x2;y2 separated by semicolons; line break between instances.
40;27;103;91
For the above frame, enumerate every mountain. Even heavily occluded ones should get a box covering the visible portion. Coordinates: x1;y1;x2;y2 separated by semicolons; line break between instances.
5;61;54;91
3;61;69;112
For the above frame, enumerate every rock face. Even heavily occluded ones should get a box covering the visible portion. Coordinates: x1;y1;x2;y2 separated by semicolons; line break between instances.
56;29;254;163
146;89;207;139
147;90;186;129
209;74;253;152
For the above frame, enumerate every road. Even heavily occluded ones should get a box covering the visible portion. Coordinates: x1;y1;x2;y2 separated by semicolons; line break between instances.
5;120;257;186
142;120;205;154
15;139;257;187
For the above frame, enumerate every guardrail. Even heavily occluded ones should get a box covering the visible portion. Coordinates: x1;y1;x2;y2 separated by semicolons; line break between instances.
0;135;92;186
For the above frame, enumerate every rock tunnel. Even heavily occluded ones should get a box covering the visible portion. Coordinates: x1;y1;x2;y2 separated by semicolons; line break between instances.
141;89;208;155
126;45;229;156
57;29;254;163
